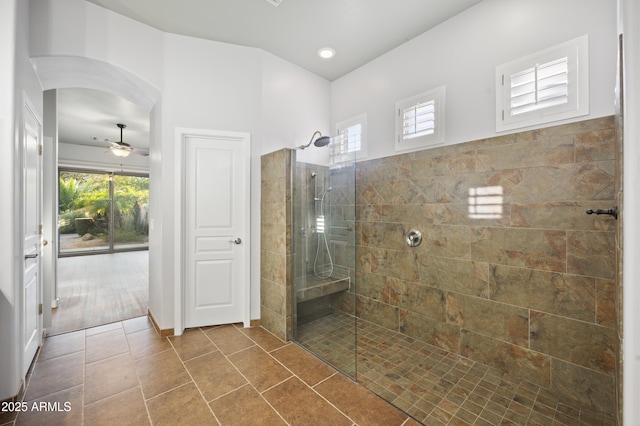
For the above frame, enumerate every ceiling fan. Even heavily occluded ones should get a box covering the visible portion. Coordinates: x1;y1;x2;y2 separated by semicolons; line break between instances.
93;123;149;158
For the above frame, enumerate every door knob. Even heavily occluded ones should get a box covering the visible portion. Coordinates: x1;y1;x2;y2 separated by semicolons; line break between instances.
229;238;242;245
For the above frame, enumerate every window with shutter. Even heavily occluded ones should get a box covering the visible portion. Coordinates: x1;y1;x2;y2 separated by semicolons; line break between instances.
496;35;589;132
333;114;367;164
395;86;445;152
510;57;569;116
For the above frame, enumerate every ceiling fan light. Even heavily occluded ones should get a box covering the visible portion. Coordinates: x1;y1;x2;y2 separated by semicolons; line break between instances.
110;146;132;157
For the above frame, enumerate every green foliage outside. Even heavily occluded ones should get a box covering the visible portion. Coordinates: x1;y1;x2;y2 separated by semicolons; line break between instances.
59;172;149;244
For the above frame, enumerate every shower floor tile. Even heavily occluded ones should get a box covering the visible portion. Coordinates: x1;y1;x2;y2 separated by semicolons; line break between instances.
297;310;616;426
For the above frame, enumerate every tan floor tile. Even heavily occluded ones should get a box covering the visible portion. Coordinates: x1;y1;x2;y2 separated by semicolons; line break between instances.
84;386;150;426
184;351;247;402
15;385;83;426
0;407;18;425
263;377;352;426
122;315;153;335
168;328;216;362
209;384;286;426
228;346;292;392
271;343;337;386
23;351;84;401
84;353;139;404
146;383;216;425
135;349;191;399
204;324;255;355
85;321;123;336
85;328;129;363
126;328;172;360
37;330;84;361
237;326;287;352
314;373;410;426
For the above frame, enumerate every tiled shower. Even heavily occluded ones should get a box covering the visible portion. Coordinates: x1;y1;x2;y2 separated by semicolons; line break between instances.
260;116;619;424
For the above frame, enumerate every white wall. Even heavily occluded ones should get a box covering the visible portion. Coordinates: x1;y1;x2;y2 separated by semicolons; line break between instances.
0;0;19;403
261;51;332;156
331;0;617;160
29;0;164;92
158;33;263;328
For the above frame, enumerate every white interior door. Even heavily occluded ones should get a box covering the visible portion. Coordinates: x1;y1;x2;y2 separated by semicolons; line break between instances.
184;132;249;328
23;98;42;375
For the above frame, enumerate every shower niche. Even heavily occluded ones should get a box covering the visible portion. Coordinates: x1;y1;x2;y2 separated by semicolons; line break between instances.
291;150;357;377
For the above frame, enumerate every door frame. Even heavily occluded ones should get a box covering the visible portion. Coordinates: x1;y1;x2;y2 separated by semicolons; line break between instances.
21;92;43;376
174;128;251;335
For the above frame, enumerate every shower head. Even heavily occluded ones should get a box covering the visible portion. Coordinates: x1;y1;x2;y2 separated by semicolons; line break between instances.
298;130;331;150
313;136;331;148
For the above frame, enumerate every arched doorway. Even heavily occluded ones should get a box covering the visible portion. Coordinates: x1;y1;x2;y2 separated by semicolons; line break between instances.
33;56;160;334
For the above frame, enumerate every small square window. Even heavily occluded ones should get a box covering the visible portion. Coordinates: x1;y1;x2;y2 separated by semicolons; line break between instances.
395;86;445;152
496;35;589;132
333;113;367;164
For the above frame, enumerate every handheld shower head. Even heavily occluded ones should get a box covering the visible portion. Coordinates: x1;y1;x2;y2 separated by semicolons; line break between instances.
314;187;333;201
298;131;331;150
321;186;333;200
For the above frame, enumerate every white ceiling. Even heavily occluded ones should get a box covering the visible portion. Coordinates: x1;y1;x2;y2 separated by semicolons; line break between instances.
58;0;482;152
58;88;150;150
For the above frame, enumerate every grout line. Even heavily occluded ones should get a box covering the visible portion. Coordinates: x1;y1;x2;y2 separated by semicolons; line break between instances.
122;322;153;426
166;330;222;426
198;325;291;425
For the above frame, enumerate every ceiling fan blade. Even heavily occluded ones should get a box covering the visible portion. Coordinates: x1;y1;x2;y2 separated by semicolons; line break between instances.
131;148;149;157
93;136;113;143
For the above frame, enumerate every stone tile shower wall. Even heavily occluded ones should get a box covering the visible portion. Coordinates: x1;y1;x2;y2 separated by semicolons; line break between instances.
338;116;618;415
260;149;292;341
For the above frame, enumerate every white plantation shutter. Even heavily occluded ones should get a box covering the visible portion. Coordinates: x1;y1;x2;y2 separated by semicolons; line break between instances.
402;99;435;139
395;86;445;151
338;122;362;153
333;114;366;164
510;57;569;116
497;35;589;132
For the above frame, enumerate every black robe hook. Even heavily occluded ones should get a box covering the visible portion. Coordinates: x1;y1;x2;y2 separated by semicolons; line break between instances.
585;206;618;220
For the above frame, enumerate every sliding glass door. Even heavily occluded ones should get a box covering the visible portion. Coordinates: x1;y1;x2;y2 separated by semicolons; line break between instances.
59;170;149;255
113;175;149;250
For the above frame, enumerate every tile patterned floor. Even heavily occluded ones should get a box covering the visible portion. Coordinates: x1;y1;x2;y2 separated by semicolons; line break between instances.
297;311;616;426
0;316;417;426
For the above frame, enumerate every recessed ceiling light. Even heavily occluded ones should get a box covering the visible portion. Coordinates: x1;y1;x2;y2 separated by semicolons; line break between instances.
318;47;336;59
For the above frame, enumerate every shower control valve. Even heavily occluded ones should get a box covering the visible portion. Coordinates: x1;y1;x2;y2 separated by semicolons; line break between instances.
405;230;422;248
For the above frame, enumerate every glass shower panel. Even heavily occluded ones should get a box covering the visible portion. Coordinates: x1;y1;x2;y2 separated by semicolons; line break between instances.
292;149;357;378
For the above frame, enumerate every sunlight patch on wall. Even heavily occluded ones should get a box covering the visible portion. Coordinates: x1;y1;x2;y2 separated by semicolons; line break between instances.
468;186;503;219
